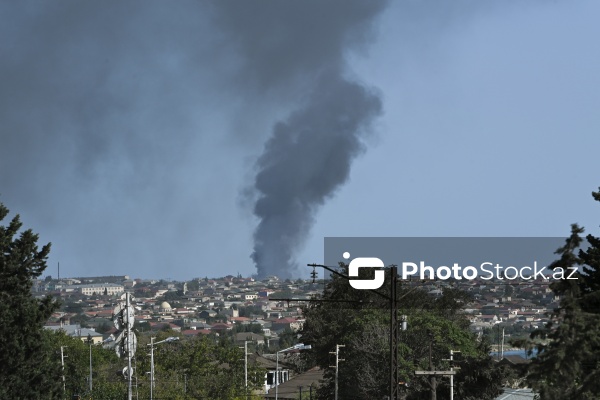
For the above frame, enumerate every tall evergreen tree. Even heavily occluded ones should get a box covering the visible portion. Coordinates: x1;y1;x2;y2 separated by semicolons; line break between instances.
527;189;600;399
0;202;62;399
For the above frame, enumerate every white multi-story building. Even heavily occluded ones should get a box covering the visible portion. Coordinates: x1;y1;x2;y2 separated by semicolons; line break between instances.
71;283;125;296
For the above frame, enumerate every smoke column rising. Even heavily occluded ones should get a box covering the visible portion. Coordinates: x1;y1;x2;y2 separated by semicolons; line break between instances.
211;1;389;278
252;71;382;278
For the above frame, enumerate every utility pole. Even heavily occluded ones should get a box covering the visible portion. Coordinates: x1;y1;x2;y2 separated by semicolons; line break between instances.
239;339;253;398
329;344;345;400
448;350;461;400
245;340;249;395
150;337;155;400
390;265;399;400
501;327;505;360
87;334;93;393
126;293;133;400
60;346;67;396
240;340;252;398
450;350;454;400
415;336;456;400
298;263;418;400
429;332;436;400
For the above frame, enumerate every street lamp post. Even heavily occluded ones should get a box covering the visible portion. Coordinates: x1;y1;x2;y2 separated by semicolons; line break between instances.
275;343;312;400
148;336;179;400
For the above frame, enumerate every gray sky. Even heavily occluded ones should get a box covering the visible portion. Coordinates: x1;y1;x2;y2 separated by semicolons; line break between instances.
2;1;599;280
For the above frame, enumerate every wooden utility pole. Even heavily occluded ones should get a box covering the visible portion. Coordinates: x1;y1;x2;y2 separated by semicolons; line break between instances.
413;332;459;400
414;370;456;400
429;331;436;400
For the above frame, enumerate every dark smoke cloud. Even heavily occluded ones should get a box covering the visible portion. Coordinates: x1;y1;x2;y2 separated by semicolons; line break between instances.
0;0;386;279
211;1;387;96
0;1;239;279
252;71;382;278
210;1;389;277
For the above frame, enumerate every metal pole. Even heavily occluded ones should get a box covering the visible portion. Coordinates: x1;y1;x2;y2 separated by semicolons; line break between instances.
390;266;399;400
501;328;505;359
450;350;453;400
60;346;67;396
89;340;93;392
150;337;155;400
330;344;345;400
335;345;339;400
275;350;279;400
245;340;248;395
126;293;133;400
335;346;339;400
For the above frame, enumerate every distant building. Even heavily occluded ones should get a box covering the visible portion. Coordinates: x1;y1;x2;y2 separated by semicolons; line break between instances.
52;283;125;296
74;283;125;296
160;301;172;313
234;332;265;345
44;324;104;344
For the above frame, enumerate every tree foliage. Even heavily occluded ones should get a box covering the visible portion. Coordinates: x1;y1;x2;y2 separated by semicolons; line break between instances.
300;265;510;400
526;188;600;399
0;202;62;399
132;332;265;399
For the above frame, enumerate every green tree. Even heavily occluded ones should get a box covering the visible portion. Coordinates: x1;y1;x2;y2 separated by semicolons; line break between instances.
133;333;265;399
186;279;200;292
70;313;90;328
232;323;264;334
45;330;123;399
526;190;600;399
301;265;509;400
0;202;62;399
276;327;299;351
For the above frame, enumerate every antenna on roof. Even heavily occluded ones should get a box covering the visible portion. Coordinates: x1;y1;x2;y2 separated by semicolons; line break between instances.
58;262;60;280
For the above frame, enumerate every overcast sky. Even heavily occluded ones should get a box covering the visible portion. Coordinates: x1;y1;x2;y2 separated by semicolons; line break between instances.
2;1;599;281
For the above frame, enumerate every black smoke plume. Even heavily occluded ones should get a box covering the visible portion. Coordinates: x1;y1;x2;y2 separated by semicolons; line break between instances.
213;1;389;278
251;71;382;278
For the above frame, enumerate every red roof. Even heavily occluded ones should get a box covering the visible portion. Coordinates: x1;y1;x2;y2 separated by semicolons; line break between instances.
211;323;233;331
96;310;113;317
276;317;300;323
